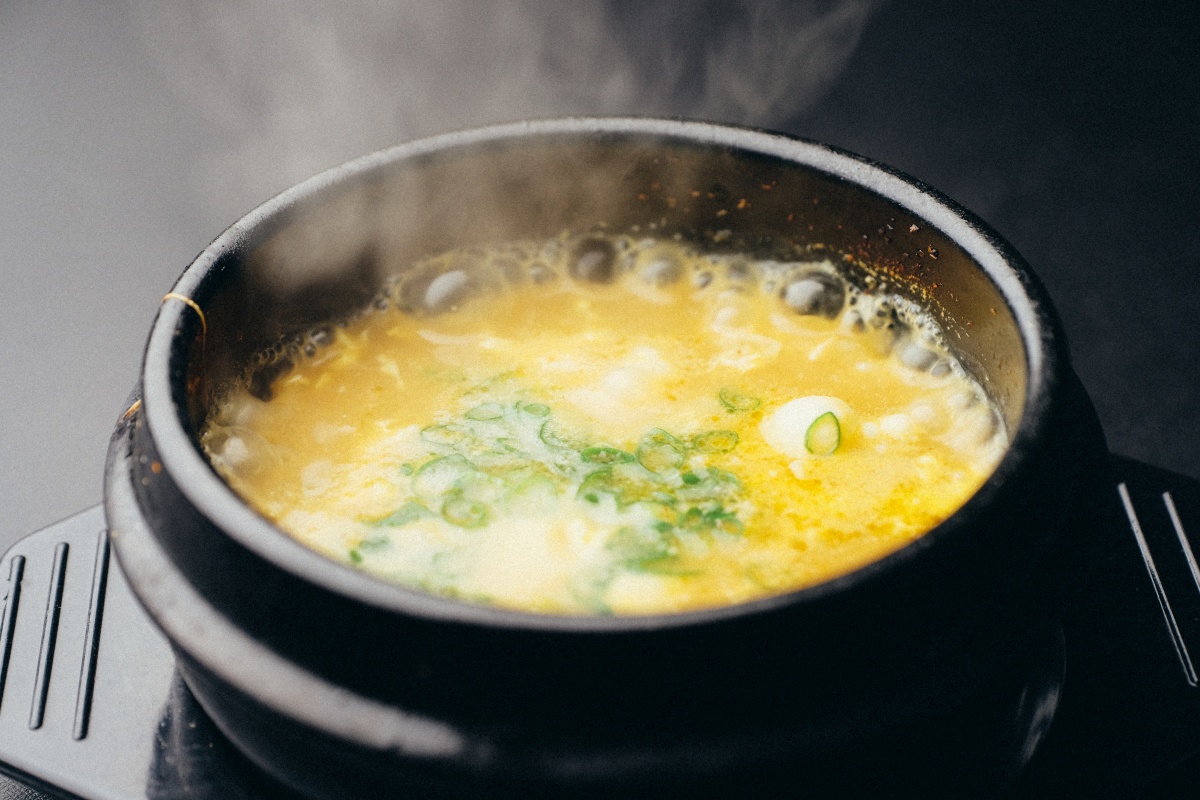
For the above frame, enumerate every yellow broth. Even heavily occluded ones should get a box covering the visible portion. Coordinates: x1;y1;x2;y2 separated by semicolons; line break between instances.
202;236;1006;614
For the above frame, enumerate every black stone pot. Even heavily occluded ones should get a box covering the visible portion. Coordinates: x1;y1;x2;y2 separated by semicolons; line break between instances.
103;119;1109;799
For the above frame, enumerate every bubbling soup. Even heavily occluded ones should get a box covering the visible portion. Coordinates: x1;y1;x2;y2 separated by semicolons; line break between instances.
201;234;1006;615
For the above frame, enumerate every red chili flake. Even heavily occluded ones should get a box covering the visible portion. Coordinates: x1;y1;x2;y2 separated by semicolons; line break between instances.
637;193;648;201
760;183;773;191
736;198;749;210
932;282;939;289
151;461;162;474
786;213;795;222
927;246;939;259
909;224;919;233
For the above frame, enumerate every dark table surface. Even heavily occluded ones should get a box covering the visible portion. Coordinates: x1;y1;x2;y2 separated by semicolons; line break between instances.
2;1;1198;549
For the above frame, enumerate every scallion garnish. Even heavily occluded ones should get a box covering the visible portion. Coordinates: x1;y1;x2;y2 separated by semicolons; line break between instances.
372;399;748;576
413;454;475;500
538;420;572;449
369;501;432;527
692;430;739;453
442;496;488;528
581;446;635;465
465;402;505;421
359;534;390;552
636;429;685;472
805;411;841;455
420;424;464;446
520;402;551;417
718;387;762;413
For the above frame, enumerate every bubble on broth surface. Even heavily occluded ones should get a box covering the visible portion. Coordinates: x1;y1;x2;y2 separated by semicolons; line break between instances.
570;238;619;284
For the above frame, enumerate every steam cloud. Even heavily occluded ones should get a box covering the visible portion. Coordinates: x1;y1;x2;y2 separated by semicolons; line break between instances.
132;1;878;209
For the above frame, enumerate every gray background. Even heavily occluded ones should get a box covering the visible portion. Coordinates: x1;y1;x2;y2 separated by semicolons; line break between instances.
3;0;1198;552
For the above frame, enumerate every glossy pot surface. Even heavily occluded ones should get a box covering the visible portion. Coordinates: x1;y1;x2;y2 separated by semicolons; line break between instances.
104;119;1107;798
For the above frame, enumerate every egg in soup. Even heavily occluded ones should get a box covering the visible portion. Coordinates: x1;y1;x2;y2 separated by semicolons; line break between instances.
201;235;1006;615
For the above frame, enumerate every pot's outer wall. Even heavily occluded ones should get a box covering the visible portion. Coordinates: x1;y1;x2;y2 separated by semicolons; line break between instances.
106;121;1105;795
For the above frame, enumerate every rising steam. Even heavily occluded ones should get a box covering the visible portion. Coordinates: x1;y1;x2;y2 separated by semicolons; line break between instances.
131;0;878;209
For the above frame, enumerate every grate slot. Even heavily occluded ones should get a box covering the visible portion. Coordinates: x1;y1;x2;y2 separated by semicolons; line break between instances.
72;532;110;740
0;555;27;710
29;543;69;730
1119;483;1199;687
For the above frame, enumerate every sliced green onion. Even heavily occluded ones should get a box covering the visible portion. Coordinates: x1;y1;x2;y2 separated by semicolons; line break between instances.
420;424;464;446
678;507;707;531
706;468;742;489
636;439;684;473
704;506;744;536
348;549;363;564
578;469;617;502
538;420;572;449
692;430;739;453
577;464;657;508
606;525;676;567
673;503;744;536
495;437;523;454
642;428;682;447
412;454;474;500
465;402;505;421
582;446;635;465
805;411;841;455
718;387;762;413
508;476;559;505
677;468;741;505
442;496;488;528
358;534;391;552
648;491;677;507
520;402;551;417
369;501;432;527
